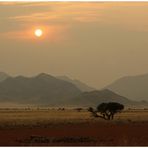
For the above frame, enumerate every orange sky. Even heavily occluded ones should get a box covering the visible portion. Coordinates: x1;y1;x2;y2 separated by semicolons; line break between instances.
0;2;148;88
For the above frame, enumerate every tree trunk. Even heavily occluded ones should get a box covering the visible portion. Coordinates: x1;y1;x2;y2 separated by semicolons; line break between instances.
111;114;114;120
105;113;111;120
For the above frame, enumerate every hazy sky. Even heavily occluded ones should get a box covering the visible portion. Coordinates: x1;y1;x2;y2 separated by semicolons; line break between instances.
0;2;148;89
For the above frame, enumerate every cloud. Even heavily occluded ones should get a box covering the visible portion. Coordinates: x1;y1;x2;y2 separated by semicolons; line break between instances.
8;2;104;24
1;2;148;36
0;30;32;40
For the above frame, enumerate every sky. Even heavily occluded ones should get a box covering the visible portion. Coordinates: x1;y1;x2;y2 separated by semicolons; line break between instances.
0;2;148;89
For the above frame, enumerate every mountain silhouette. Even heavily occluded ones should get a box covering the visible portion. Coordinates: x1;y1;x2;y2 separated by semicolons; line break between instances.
106;73;148;101
71;89;133;107
0;72;147;107
0;73;81;105
57;75;95;92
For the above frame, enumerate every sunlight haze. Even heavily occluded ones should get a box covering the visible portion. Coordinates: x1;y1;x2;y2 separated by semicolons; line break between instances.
0;2;148;89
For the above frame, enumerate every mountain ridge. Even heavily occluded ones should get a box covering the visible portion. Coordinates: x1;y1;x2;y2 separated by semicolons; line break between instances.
57;75;95;92
106;73;148;101
0;73;82;105
0;72;147;107
0;72;10;82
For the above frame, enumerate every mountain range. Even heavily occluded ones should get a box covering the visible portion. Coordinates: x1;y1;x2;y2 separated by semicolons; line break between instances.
0;72;147;107
0;73;81;105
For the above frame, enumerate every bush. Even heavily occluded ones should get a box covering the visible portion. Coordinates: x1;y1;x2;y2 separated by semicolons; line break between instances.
88;107;94;112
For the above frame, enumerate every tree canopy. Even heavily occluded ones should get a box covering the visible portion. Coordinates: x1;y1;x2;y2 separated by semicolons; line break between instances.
97;102;124;120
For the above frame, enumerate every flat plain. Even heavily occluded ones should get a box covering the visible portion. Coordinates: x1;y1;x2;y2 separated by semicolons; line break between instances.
0;108;148;146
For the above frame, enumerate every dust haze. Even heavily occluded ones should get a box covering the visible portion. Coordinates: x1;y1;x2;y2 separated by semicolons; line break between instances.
0;2;148;89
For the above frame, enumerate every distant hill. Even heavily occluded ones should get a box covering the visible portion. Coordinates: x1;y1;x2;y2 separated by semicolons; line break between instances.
106;73;148;101
0;72;147;108
70;89;134;107
0;73;81;105
0;72;10;82
57;76;95;92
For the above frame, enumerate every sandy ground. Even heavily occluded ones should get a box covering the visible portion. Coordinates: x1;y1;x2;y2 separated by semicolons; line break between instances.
0;109;147;146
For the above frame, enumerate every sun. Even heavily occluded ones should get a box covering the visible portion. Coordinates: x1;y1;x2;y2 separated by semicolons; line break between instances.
34;29;43;37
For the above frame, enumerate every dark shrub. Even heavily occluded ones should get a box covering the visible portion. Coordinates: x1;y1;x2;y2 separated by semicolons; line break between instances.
88;107;94;112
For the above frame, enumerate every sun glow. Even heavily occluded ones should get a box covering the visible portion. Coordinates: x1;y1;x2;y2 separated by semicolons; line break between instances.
34;29;43;37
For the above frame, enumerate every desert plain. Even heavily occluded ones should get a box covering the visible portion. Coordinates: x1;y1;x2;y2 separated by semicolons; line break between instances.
0;108;147;146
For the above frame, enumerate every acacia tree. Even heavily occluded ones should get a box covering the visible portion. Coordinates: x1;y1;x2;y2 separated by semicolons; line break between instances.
97;102;124;120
